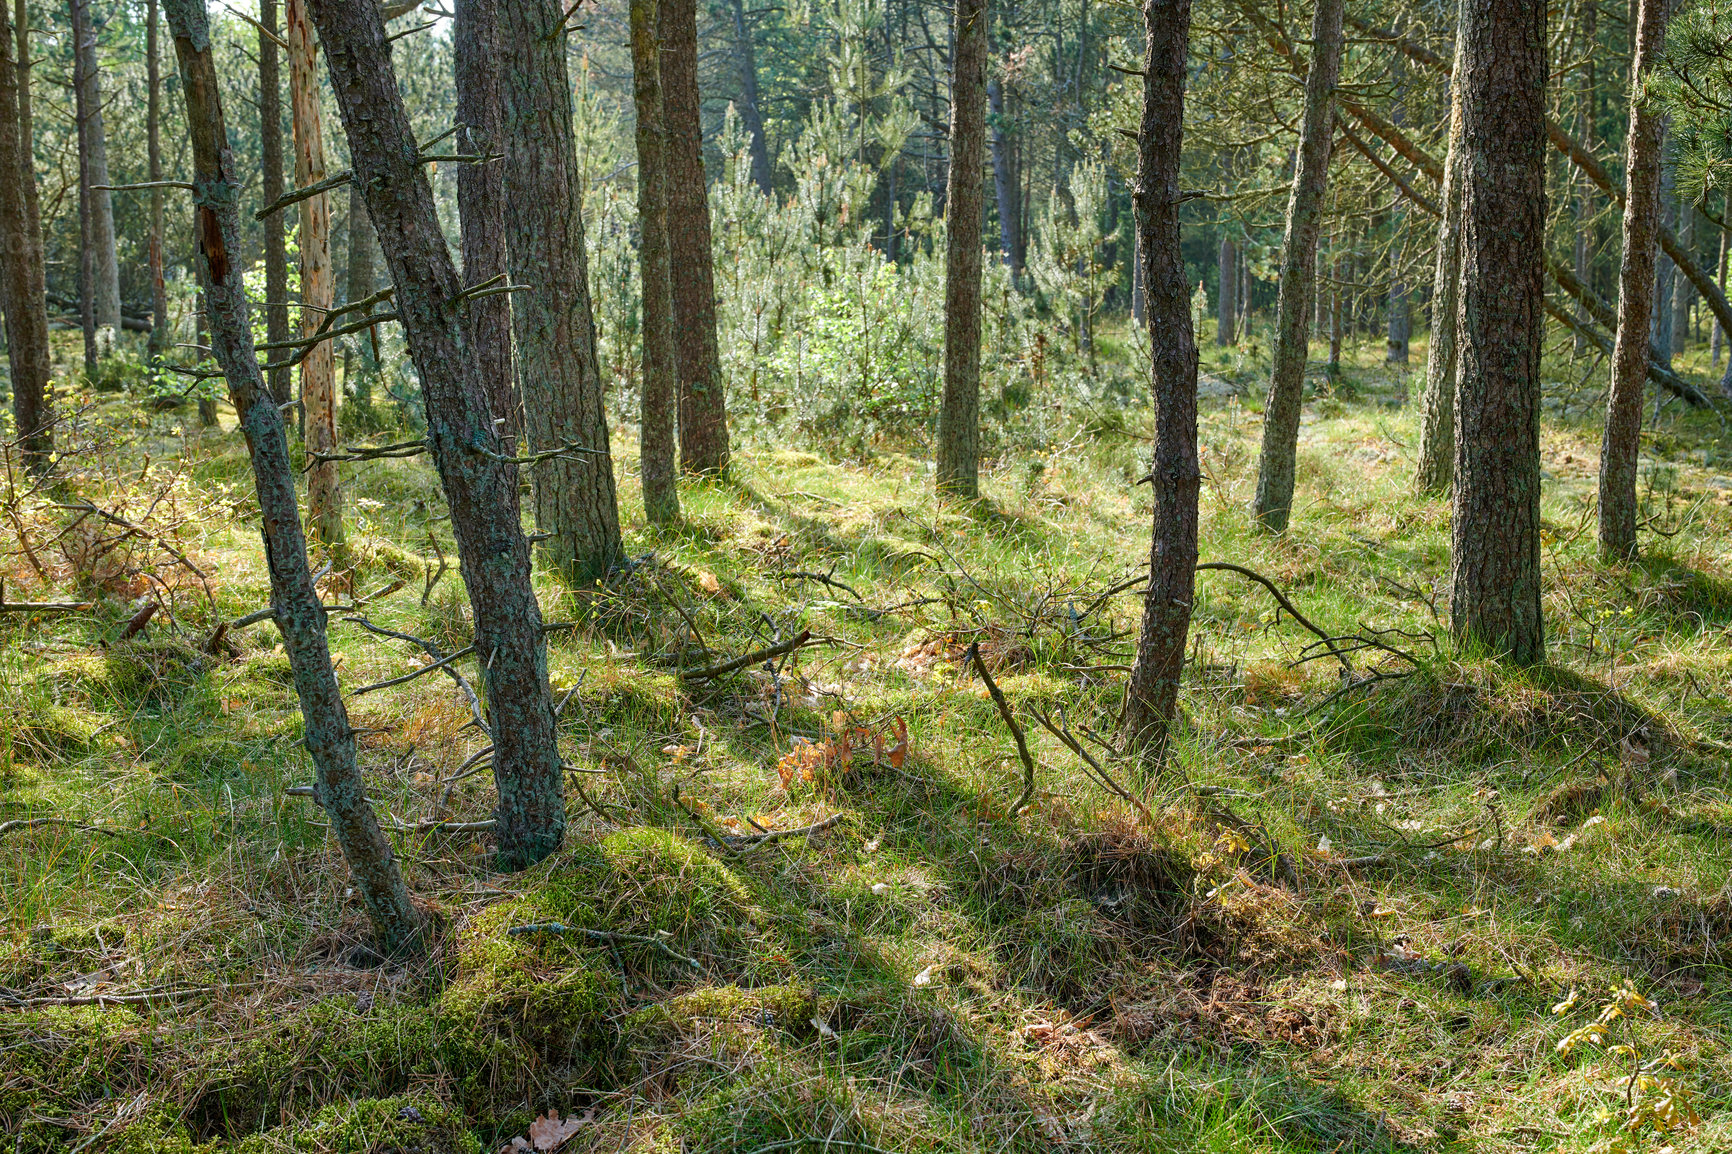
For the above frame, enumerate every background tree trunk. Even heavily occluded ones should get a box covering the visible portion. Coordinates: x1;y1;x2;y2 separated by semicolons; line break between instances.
1714;200;1728;367
343;184;379;408
730;0;772;197
70;0;121;368
661;0;728;475
1121;0;1198;766
259;0;291;405
454;0;516;434
631;0;680;525
0;0;50;471
1602;0;1669;561
1386;276;1409;363
1415;0;1466;495
495;0;624;586
146;0;168;360
1671;203;1694;356
936;0;987;499
1251;0;1345;533
306;0;568;871
988;76;1023;273
1450;0;1546;666
287;0;340;546
1652;152;1676;366
159;0;424;953
1217;235;1236;345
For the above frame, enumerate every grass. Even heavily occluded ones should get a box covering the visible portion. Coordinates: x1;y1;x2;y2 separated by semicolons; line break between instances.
1;323;1730;1152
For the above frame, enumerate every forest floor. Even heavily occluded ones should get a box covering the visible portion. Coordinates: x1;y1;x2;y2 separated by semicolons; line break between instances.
3;331;1732;1153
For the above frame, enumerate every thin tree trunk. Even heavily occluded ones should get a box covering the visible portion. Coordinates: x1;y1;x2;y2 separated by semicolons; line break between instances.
0;0;50;471
988;75;1023;273
729;0;772;196
1415;0;1465;495
1217;235;1236;345
1652;151;1676;366
306;0;569;870
343;183;379;407
1386;275;1409;363
159;0;424;952
259;0;290;405
146;0;168;359
1251;0;1345;533
1451;0;1546;666
69;0;120;363
1574;0;1597;356
936;0;987;499
287;0;340;546
1329;249;1343;370
454;0;516;434
1714;199;1727;367
662;0;728;475
494;0;624;586
1602;0;1668;561
630;0;680;525
1121;0;1198;765
1672;202;1693;356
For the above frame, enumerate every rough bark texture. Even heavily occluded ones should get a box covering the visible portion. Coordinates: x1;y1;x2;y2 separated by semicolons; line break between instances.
988;76;1023;272
1601;0;1668;561
306;0;568;870
730;0;772;196
1250;0;1344;533
343;183;380;406
1121;0;1198;766
1450;0;1546;666
936;0;987;499
494;0;623;586
259;0;290;405
287;0;340;546
454;0;516;434
146;0;168;359
0;0;49;470
70;0;120;364
661;0;728;475
631;0;680;525
159;0;424;953
1415;22;1464;496
1217;236;1236;345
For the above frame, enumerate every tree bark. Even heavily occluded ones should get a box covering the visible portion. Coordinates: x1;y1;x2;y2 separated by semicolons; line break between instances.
494;0;623;586
631;0;680;525
1217;235;1236;344
306;0;568;870
0;0;49;471
1386;277;1409;364
159;0;424;953
729;0;772;196
1415;1;1466;495
1121;0;1198;767
988;76;1023;273
454;0;516;434
1251;0;1345;533
1672;202;1693;357
287;0;340;546
661;0;728;475
146;0;168;359
259;0;290;405
1450;0;1546;666
69;0;121;367
1601;0;1669;561
1715;198;1727;367
343;183;380;407
1652;153;1676;366
936;0;987;499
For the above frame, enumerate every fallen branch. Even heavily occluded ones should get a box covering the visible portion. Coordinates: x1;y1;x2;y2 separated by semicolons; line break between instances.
1029;708;1152;824
682;630;812;681
968;641;1036;816
507;923;700;968
0;818;119;839
1196;562;1353;673
349;645;476;697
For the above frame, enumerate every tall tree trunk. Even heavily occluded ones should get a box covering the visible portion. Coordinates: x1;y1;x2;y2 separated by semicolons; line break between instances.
343;183;379;407
287;0;340;546
306;0;568;870
1672;202;1693;356
259;0;290;405
1121;0;1198;765
661;0;729;475
1714;199;1727;367
0;0;50;471
494;0;624;586
1652;151;1676;366
729;0;772;196
988;75;1023;273
1251;0;1345;533
936;0;987;499
1451;0;1546;666
146;0;168;359
69;0;120;363
1574;0;1597;356
454;0;516;434
159;0;424;952
1602;0;1669;561
1386;275;1409;364
1415;0;1466;495
1217;235;1236;345
630;0;680;525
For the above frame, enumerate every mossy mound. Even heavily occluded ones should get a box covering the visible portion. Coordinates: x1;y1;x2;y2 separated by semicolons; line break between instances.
34;640;205;707
8;702;103;762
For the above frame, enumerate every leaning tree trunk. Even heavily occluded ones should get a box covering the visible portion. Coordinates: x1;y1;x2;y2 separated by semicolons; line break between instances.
1602;0;1669;561
146;0;169;359
661;0;729;475
729;0;773;197
1451;0;1546;666
454;0;516;433
1251;0;1345;533
306;0;568;870
494;0;623;586
988;76;1023;273
1217;235;1236;345
936;0;988;500
1121;0;1199;766
287;0;340;546
69;0;121;368
631;0;680;525
259;0;290;405
1415;8;1465;496
0;0;50;472
159;0;424;953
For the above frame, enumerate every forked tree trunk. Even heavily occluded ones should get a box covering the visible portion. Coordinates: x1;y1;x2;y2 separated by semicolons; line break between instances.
69;0;121;368
494;0;624;586
729;0;772;196
661;0;728;475
631;0;680;525
454;0;516;433
1602;0;1669;561
306;0;569;870
146;0;168;359
258;0;291;405
159;0;424;953
287;0;340;545
1217;235;1236;344
936;0;987;499
0;0;50;471
1451;0;1546;666
988;76;1023;273
1121;0;1198;766
1251;0;1345;533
